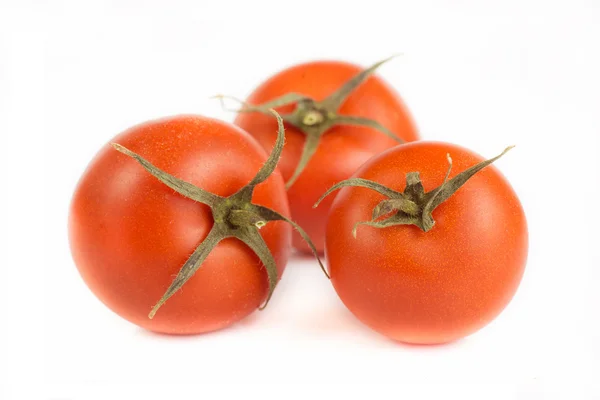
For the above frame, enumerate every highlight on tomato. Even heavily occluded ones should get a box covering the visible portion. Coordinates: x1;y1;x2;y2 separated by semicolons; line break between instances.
216;56;420;253
315;141;528;344
69;112;324;335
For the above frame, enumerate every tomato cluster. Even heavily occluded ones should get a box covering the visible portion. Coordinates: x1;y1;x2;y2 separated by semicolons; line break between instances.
69;57;527;343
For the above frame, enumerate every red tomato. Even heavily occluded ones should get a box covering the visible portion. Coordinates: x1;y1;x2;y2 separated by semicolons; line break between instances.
324;141;528;344
234;60;419;253
69;116;291;334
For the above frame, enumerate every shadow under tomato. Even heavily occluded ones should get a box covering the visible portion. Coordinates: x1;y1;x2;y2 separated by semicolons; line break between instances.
295;303;388;344
291;249;326;261
395;337;465;350
134;311;262;340
297;302;466;350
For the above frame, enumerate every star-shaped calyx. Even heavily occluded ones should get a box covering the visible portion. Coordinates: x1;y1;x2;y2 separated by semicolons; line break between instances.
214;55;405;189
112;111;327;319
314;146;514;236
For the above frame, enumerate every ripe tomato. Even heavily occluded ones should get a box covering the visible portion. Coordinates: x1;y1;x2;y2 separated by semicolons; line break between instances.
234;60;419;253
323;141;528;344
69;115;292;334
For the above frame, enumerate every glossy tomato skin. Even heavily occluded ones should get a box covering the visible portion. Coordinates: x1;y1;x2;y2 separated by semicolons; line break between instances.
235;61;420;253
325;142;528;344
69;116;291;334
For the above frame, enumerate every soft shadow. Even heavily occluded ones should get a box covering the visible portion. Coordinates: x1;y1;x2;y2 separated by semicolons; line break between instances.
397;337;465;351
291;249;325;261
297;303;393;346
302;304;367;333
299;303;466;350
134;312;262;341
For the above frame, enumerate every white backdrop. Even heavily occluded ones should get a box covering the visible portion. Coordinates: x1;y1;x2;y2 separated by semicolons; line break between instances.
1;0;599;399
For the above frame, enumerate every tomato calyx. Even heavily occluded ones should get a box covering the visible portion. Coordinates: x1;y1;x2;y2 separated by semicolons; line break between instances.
314;146;514;236
112;111;327;320
214;55;405;189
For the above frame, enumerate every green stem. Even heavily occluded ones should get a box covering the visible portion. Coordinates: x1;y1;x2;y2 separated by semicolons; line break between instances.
113;110;325;319
216;56;405;189
316;146;515;235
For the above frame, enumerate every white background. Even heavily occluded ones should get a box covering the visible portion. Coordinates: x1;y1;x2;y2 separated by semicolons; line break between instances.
1;0;599;398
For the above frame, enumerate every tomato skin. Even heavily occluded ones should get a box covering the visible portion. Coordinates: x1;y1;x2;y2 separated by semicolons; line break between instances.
69;116;291;334
325;141;528;344
234;60;419;253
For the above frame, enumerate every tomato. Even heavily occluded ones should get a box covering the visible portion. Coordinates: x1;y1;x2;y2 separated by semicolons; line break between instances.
69;115;292;334
233;59;420;253
322;141;528;344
